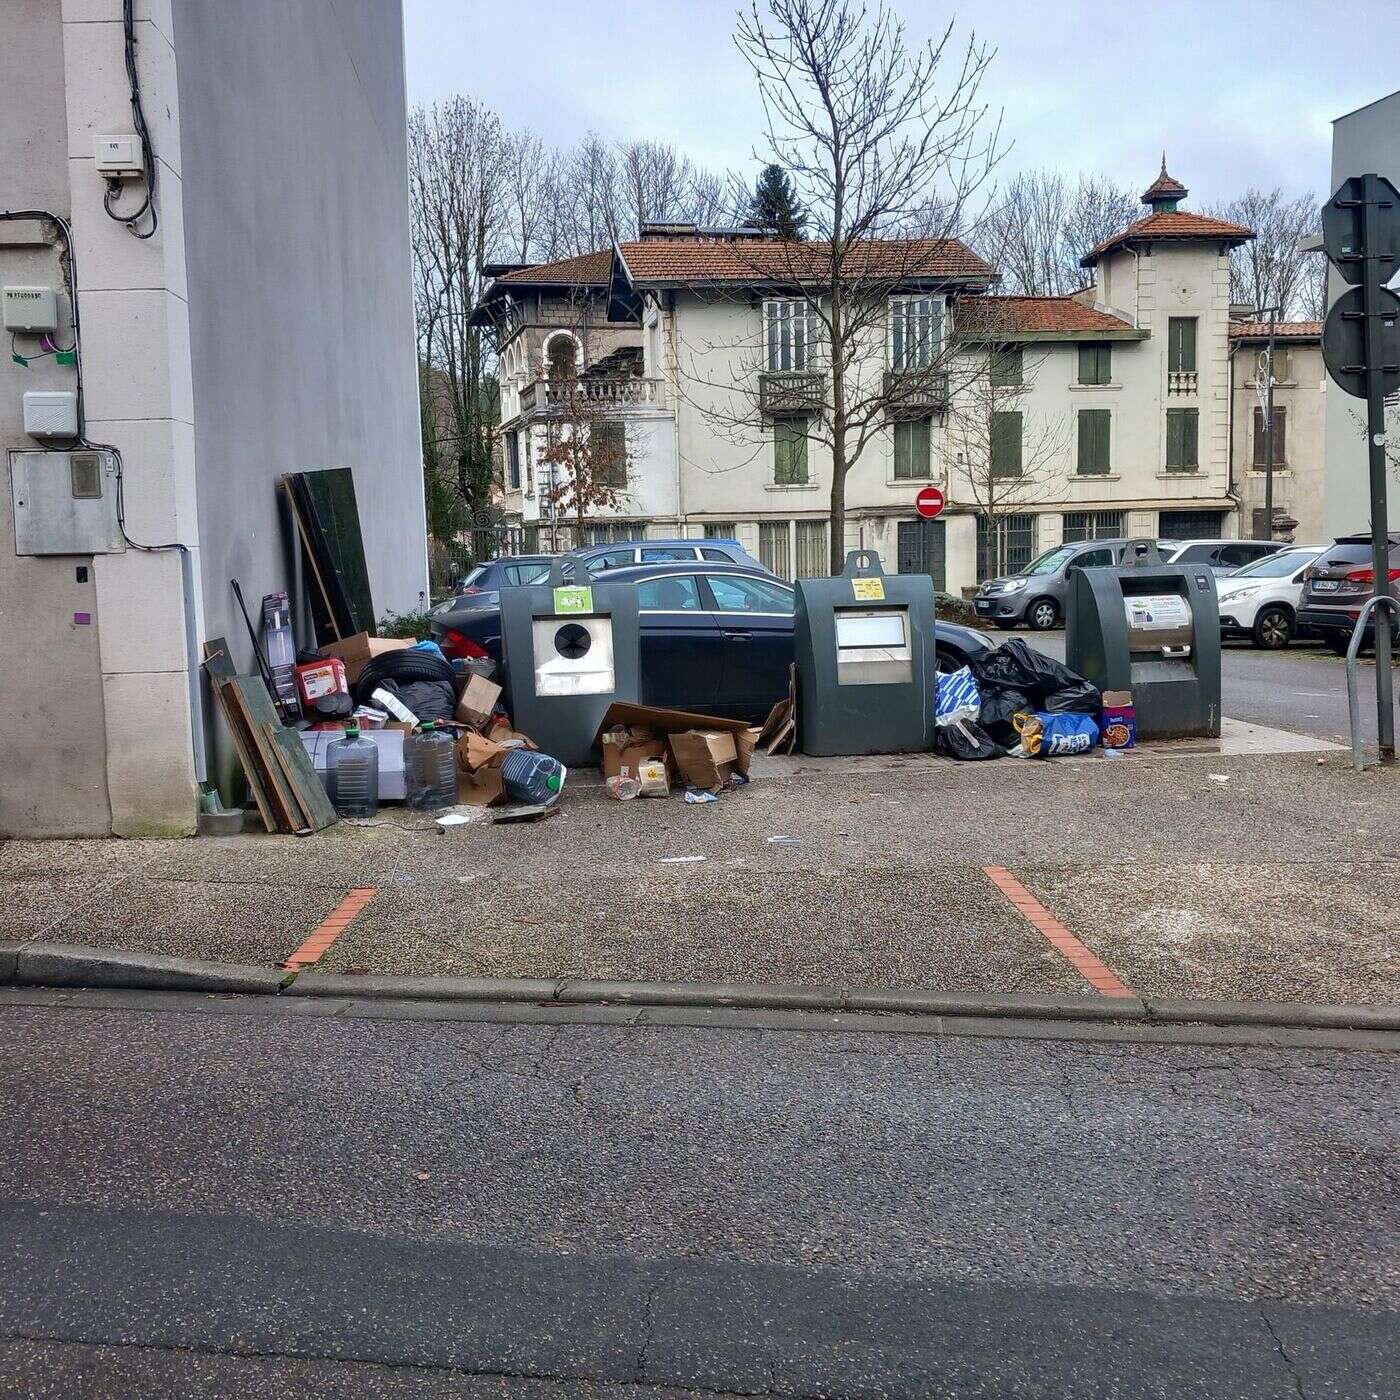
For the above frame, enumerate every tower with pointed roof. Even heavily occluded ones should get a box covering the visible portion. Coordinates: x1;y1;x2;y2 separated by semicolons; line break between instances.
1141;156;1188;213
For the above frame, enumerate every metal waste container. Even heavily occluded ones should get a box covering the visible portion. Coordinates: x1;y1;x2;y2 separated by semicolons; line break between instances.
1066;539;1221;740
500;558;640;766
795;549;938;756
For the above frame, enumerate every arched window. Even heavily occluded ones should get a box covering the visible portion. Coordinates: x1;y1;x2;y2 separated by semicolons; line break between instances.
546;334;578;381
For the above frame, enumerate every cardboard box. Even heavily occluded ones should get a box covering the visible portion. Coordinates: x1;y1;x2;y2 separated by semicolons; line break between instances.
321;632;411;684
599;724;672;782
455;673;502;730
669;729;739;789
1101;689;1136;750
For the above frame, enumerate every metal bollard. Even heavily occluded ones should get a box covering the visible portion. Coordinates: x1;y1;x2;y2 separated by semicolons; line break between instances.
1344;594;1400;770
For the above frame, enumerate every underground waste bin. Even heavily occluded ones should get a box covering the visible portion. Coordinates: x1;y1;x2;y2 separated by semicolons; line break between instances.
1065;538;1221;740
795;549;938;756
500;558;641;766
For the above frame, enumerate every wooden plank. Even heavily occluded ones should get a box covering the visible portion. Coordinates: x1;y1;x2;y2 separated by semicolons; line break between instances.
264;722;337;834
201;639;276;833
265;729;316;835
224;679;303;833
279;477;344;643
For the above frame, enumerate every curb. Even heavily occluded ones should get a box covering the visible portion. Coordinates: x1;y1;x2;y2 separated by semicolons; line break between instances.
2;941;1397;1033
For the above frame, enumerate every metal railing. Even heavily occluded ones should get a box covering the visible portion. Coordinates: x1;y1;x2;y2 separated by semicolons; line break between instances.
884;369;949;418
1344;593;1400;770
759;370;825;415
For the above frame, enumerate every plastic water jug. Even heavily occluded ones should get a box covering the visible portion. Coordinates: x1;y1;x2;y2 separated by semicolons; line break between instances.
407;721;457;810
326;726;379;818
500;749;566;805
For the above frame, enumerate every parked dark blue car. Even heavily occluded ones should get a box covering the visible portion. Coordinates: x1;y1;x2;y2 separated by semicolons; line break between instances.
431;561;994;722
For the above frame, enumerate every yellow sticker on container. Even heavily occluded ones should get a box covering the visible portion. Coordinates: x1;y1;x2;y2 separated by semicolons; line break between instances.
851;577;885;601
553;586;593;615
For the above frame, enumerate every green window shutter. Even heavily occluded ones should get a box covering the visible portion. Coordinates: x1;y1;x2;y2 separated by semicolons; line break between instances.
775;417;809;484
1167;409;1182;468
1078;343;1110;385
1183;407;1198;465
1098;343;1111;383
991;347;1022;387
991;411;1023;477
1078;410;1110;474
1183;319;1197;372
1167;408;1199;470
894;417;931;479
1169;318;1198;372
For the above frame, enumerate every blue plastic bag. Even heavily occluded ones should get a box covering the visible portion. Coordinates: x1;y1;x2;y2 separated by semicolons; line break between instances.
935;665;982;725
1035;710;1099;756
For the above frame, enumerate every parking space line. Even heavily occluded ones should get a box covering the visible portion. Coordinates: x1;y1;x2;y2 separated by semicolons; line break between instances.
981;867;1135;998
283;888;377;972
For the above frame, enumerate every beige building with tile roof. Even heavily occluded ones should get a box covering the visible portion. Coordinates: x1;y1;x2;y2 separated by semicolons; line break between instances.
474;163;1316;597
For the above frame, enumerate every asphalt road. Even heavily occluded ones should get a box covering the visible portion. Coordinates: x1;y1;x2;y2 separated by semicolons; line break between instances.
1;992;1395;1398
1032;630;1385;745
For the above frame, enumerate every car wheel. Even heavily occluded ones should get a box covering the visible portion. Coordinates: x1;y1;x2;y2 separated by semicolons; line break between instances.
1027;598;1059;631
1252;606;1294;650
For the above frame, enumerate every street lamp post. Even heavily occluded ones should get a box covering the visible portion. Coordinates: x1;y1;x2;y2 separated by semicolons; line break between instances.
1250;305;1282;541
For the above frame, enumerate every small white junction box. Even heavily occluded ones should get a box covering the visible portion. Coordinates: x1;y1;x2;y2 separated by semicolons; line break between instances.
3;286;58;332
23;390;79;440
95;134;144;177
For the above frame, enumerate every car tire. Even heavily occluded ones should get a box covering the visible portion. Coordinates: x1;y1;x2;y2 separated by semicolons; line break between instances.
1027;598;1059;631
1252;606;1294;650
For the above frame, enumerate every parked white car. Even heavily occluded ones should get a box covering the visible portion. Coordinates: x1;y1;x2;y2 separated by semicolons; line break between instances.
1216;546;1324;649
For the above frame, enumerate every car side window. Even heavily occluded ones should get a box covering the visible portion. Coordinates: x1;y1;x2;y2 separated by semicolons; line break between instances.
1071;548;1112;570
700;547;732;561
1217;544;1257;569
637;575;702;611
593;550;634;570
641;546;695;562
706;574;795;614
1174;544;1211;562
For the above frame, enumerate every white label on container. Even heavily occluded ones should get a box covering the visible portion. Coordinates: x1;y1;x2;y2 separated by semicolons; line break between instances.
1124;594;1190;631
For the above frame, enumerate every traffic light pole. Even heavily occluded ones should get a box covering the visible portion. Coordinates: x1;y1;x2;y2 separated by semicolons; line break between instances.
1360;175;1396;762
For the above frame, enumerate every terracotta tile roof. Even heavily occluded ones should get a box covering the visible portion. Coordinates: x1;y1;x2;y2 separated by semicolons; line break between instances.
1142;159;1188;204
616;237;996;286
1081;210;1253;266
495;250;615;286
1230;320;1322;340
960;295;1137;336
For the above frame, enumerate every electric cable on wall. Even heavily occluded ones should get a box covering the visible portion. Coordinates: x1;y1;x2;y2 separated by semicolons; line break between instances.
102;0;159;240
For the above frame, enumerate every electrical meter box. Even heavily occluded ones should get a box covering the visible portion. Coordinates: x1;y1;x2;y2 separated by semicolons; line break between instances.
23;390;79;440
500;558;640;766
1065;538;1221;740
2;286;58;333
795;549;938;756
10;449;125;555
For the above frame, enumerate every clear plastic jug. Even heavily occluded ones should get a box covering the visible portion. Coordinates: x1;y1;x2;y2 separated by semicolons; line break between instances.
407;721;457;810
326;725;379;818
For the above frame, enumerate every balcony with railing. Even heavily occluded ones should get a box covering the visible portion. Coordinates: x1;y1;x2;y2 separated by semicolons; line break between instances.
1167;370;1198;395
883;369;949;419
518;376;667;416
759;371;825;415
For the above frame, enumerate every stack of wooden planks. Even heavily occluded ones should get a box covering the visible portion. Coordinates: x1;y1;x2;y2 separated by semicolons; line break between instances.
202;638;338;835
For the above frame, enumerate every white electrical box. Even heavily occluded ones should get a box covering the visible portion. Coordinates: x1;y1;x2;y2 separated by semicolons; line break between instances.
23;390;79;440
2;286;58;332
10;449;125;555
95;134;144;177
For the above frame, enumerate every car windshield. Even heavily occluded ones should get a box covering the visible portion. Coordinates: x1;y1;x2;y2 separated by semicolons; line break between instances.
1230;550;1317;579
1021;546;1076;577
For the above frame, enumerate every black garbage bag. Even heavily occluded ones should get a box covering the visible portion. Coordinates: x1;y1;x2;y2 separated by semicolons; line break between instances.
977;686;1033;749
968;638;1101;716
934;716;1004;760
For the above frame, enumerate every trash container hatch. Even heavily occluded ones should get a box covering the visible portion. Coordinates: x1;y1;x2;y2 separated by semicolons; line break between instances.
795;549;938;756
1065;539;1220;741
500;560;641;767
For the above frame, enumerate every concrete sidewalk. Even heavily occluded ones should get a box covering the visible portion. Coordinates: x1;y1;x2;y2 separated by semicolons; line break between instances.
2;742;1397;1011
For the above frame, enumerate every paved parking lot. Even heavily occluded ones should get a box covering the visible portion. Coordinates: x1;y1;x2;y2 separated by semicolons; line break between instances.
4;720;1397;1008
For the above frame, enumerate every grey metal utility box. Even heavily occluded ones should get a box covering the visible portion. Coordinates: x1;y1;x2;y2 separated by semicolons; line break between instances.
795;549;938;756
1066;540;1221;740
499;558;640;766
10;449;124;555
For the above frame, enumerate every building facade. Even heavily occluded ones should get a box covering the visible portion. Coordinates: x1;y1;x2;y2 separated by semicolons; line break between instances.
477;165;1275;591
1;0;425;838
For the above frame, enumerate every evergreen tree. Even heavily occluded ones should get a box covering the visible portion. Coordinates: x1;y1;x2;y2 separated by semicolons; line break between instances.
747;164;807;239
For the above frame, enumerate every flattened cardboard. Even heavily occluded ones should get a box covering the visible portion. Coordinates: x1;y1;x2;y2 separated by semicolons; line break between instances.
594;701;753;744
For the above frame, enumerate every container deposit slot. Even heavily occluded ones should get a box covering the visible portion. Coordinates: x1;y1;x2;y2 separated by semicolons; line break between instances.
833;607;912;685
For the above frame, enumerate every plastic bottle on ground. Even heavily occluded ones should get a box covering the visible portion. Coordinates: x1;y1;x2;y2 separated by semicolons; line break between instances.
407;721;457;810
326;725;379;818
500;749;567;805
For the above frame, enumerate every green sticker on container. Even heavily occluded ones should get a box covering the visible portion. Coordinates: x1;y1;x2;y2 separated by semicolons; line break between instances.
553;586;593;615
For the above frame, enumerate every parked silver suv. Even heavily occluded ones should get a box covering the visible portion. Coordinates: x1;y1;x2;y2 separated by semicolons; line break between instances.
974;538;1165;631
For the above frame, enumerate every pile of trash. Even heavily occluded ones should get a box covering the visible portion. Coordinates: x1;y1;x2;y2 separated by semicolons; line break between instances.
933;638;1125;761
596;702;758;804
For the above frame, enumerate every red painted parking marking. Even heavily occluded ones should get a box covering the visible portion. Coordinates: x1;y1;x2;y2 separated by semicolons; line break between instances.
283;887;377;971
982;867;1135;998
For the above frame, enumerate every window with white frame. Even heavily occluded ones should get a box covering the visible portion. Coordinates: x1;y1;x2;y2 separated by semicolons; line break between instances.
890;295;943;370
764;299;814;372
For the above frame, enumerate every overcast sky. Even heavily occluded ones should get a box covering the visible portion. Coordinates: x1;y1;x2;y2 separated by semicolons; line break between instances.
403;0;1398;207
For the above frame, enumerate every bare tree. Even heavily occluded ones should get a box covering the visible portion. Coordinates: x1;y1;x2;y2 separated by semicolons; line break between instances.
685;0;1002;571
562;134;626;254
943;329;1066;576
1209;188;1321;319
502;128;559;263
409;98;507;525
978;170;1136;296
